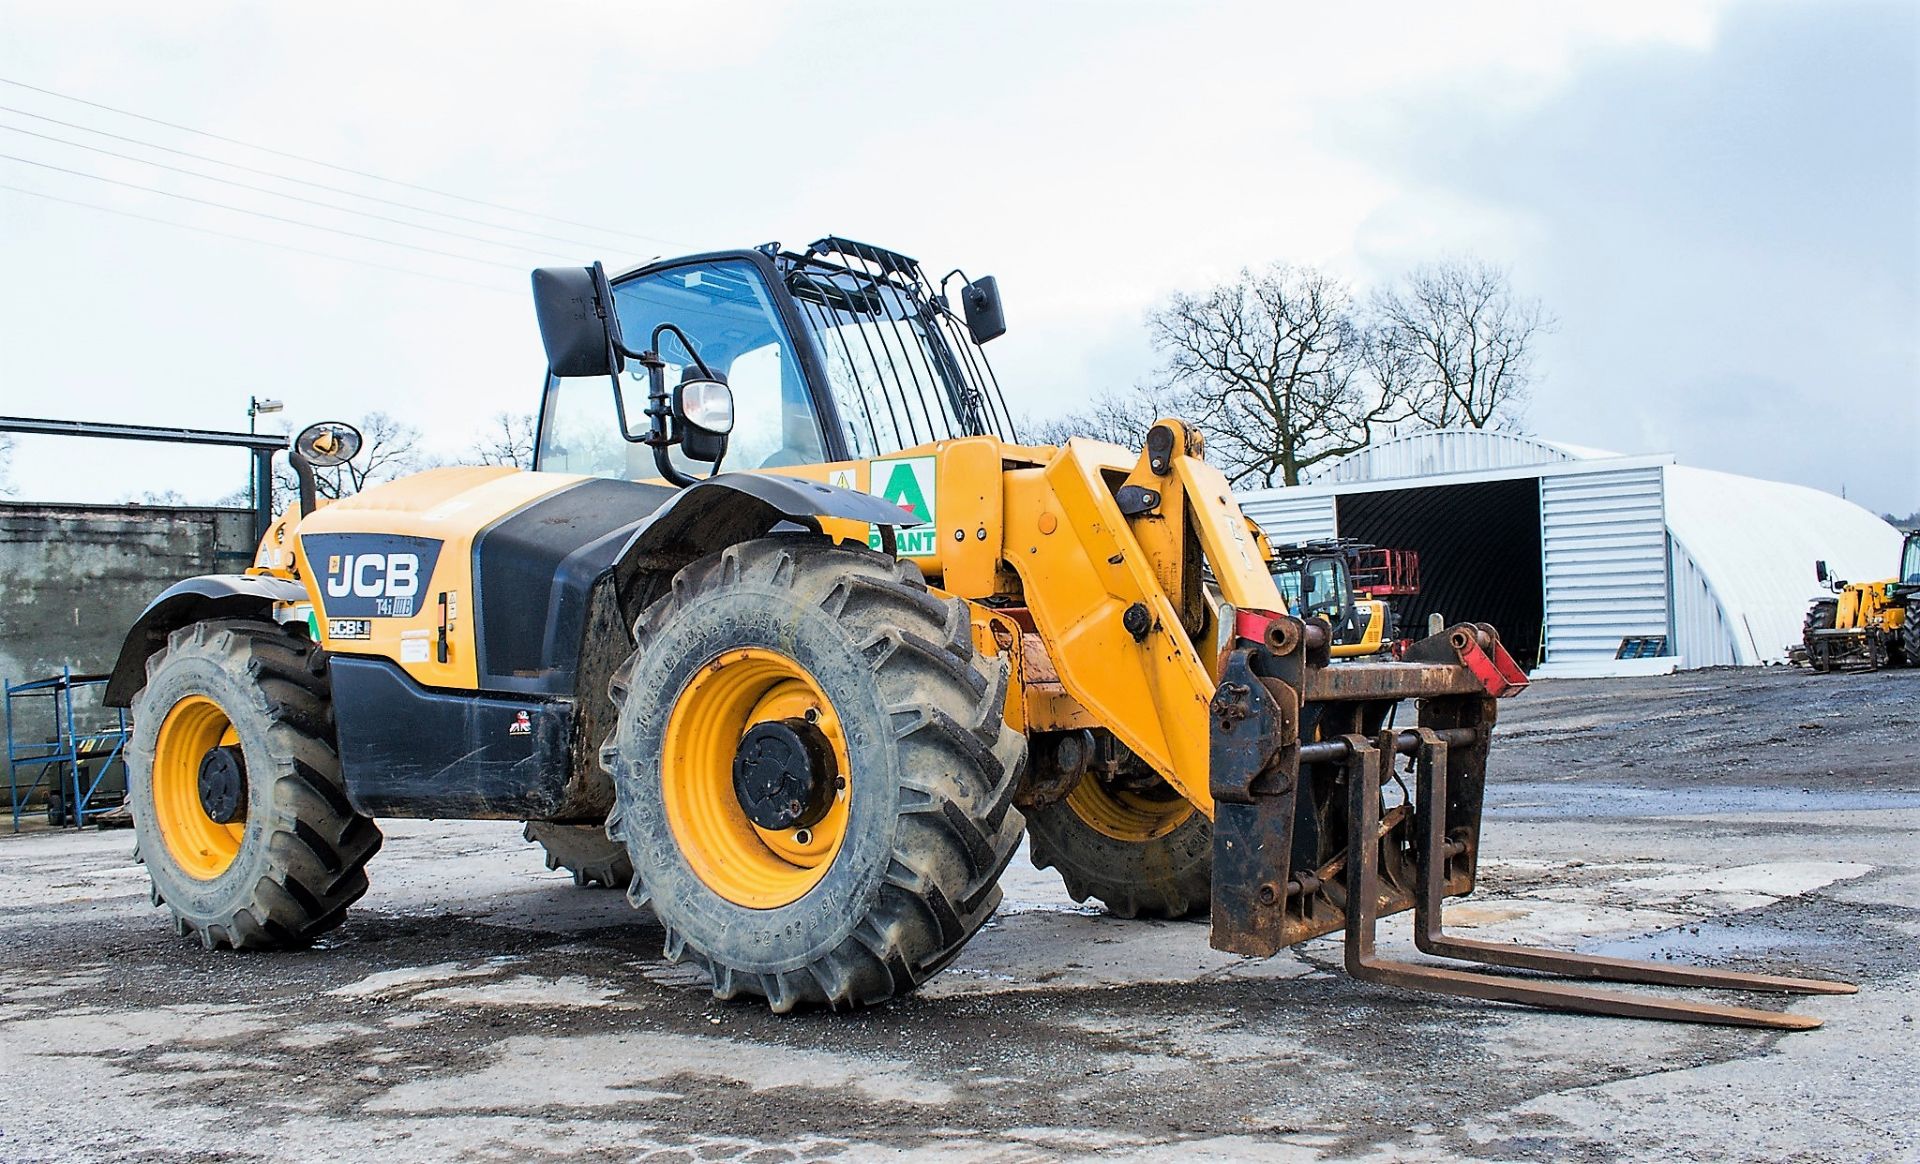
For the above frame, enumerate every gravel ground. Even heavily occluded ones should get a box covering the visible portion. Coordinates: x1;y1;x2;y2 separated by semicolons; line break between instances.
1;666;1914;1163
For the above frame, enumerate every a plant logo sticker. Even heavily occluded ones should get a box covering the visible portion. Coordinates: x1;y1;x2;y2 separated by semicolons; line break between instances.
867;455;938;557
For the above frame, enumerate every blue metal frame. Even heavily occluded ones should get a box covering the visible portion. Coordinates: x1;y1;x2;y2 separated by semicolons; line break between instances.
6;668;129;831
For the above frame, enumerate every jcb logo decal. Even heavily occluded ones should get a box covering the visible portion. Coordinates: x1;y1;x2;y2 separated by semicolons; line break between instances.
303;534;443;619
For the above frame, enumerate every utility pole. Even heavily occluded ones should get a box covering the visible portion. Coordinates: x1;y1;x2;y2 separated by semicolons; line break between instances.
248;396;283;511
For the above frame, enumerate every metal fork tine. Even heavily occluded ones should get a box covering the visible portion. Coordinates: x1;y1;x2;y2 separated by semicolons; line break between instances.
1339;732;1840;1031
1409;732;1856;997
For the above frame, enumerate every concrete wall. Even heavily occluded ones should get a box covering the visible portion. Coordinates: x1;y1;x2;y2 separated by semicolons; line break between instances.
1;503;255;780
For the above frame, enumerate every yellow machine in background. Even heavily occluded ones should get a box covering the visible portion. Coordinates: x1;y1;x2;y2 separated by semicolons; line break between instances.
104;236;1849;1029
1802;531;1920;671
1265;539;1422;659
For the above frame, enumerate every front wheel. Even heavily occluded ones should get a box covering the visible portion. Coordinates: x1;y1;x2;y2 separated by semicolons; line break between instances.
129;620;381;949
1905;602;1920;668
603;537;1026;1012
1803;600;1837;672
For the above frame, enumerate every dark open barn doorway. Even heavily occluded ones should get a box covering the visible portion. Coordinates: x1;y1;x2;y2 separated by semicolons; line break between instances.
1336;478;1545;669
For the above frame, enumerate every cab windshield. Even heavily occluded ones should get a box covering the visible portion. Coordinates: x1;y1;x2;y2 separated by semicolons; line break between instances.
1903;534;1920;586
536;259;824;479
1272;556;1348;623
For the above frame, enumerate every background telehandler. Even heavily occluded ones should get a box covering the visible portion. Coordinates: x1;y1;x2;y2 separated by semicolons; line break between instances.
1266;539;1421;658
105;237;1849;1027
1802;530;1920;671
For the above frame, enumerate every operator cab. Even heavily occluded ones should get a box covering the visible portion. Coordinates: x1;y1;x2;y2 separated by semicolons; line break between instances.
1268;541;1362;644
535;237;1013;481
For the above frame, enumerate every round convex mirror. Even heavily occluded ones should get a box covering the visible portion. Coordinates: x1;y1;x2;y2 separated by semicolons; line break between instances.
293;421;363;468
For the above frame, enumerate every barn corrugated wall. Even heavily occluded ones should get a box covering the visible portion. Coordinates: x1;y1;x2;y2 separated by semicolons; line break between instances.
1668;537;1739;668
1538;467;1671;666
1237;491;1338;546
1310;430;1582;483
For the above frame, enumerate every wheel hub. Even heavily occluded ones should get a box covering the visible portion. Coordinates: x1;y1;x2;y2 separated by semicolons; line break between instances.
196;745;248;824
732;718;835;831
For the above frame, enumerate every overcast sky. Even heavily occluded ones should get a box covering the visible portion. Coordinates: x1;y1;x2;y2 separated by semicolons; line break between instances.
1;1;1914;516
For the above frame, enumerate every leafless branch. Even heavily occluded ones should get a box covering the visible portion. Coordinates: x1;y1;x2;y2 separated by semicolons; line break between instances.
1369;259;1549;431
1140;264;1415;487
462;412;537;470
1023;387;1178;449
272;411;430;503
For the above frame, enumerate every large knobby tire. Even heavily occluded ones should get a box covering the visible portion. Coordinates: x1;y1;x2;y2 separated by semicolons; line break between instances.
1027;769;1211;920
1803;600;1837;671
523;821;634;889
1903;602;1920;668
603;537;1025;1012
128;620;381;949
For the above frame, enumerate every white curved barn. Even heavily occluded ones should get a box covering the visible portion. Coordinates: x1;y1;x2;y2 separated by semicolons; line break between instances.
1237;429;1902;676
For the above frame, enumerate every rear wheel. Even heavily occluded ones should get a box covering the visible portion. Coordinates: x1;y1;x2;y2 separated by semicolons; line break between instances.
524;822;633;889
1803;600;1837;672
1905;602;1920;668
1027;752;1211;920
129;620;381;949
603;537;1025;1011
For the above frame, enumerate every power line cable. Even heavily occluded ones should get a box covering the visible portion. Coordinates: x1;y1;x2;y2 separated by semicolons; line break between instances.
0;122;581;260
0;75;685;250
0;183;518;295
0;102;637;255
0;152;526;270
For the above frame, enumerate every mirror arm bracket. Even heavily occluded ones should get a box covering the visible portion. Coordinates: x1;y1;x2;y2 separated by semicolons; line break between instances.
601;318;725;491
290;447;319;518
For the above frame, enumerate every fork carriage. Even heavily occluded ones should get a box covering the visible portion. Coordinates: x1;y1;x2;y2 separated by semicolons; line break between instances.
1208;618;1853;1030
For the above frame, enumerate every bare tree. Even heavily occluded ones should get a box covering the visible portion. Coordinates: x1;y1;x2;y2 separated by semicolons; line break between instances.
1146;264;1411;487
1022;387;1176;449
464;412;537;469
273;411;428;502
1370;259;1549;431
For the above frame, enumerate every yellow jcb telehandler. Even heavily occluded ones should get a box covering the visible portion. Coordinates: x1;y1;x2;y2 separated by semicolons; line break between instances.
1802;531;1920;671
105;237;1850;1027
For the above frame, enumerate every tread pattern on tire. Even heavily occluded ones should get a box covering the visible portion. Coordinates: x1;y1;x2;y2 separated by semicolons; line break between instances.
129;619;381;949
1803;600;1837;671
1905;601;1920;668
523;821;633;888
1027;791;1212;920
603;538;1025;1012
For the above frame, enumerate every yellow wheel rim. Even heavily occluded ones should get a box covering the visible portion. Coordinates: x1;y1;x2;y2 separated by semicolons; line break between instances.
1066;774;1195;843
661;647;852;909
151;695;246;880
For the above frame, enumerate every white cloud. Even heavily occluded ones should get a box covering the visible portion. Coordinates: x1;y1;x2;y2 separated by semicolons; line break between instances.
7;0;1833;510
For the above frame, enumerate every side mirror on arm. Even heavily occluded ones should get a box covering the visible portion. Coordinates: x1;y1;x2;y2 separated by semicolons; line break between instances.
529;262;728;488
961;275;1006;344
532;263;625;378
288;421;363;517
674;372;734;465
